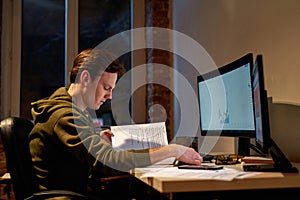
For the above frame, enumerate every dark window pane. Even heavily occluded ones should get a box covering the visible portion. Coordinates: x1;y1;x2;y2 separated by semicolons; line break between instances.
79;0;131;125
79;0;131;51
21;0;65;119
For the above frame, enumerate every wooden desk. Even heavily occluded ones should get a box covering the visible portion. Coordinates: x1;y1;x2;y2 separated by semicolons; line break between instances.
132;163;300;199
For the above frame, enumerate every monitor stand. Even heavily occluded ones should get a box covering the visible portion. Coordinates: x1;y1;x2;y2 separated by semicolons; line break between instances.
243;138;298;173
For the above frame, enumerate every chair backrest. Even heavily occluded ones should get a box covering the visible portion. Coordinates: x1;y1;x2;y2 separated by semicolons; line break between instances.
0;117;37;200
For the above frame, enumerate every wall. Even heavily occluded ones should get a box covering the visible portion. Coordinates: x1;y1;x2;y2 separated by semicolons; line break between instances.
172;0;300;156
173;0;300;104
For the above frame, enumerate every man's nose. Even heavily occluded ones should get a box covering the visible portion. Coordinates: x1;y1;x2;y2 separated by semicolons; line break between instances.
105;91;113;99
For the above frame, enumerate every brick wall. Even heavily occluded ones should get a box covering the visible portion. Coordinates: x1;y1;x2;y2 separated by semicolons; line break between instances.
145;0;173;141
0;0;3;177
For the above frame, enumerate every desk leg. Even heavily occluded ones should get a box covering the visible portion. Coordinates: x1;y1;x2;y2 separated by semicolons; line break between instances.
0;182;11;200
3;184;11;199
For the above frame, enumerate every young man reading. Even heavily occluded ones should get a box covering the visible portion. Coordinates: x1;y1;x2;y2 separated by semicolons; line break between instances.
29;48;202;198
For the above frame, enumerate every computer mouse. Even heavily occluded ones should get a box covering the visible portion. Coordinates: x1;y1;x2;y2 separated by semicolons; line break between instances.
173;159;180;166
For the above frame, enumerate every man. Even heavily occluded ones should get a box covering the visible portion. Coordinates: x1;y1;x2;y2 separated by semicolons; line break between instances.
29;48;202;197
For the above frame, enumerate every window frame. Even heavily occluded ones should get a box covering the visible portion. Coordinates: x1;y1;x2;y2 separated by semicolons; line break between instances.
1;0;22;119
1;0;146;120
1;0;79;118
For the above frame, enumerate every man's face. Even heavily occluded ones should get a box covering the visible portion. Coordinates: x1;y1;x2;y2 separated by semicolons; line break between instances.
87;72;117;110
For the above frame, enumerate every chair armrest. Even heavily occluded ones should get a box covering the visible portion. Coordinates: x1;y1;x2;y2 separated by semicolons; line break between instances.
24;190;88;200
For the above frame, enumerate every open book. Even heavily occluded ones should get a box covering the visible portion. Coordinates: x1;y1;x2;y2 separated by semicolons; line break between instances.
111;122;168;151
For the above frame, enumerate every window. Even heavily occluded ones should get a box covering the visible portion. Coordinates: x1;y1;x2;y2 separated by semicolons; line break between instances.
21;0;65;118
79;0;131;125
19;0;131;119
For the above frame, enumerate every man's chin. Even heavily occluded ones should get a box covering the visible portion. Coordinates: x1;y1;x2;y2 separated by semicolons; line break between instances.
96;102;103;108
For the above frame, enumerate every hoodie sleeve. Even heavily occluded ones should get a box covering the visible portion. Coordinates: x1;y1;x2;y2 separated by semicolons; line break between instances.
53;111;152;173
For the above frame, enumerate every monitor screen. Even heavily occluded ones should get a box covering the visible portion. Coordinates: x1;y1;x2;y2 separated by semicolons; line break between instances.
197;53;255;139
252;54;270;155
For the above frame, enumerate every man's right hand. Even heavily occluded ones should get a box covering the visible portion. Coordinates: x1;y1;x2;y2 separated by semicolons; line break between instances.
100;129;114;145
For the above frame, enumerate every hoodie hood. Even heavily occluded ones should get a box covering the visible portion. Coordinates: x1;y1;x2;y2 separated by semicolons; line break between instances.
31;87;77;124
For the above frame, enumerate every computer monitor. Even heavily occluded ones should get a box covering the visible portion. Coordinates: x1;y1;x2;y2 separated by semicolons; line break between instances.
197;53;255;155
251;54;270;155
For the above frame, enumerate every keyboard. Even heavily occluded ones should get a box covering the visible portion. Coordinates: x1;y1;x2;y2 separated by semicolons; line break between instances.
178;164;223;170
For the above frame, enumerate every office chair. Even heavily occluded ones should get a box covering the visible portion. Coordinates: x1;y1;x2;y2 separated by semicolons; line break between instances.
0;117;88;200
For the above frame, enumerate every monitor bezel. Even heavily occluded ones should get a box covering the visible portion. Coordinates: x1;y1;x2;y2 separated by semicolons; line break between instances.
197;53;256;139
252;54;271;155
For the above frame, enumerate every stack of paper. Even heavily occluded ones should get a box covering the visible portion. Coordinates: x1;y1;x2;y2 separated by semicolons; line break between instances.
111;122;168;151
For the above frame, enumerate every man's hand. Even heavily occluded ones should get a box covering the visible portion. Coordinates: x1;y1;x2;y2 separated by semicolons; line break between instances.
100;129;114;145
148;144;203;165
177;146;203;165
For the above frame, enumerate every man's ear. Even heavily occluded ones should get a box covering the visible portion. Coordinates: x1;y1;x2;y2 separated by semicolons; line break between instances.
81;70;90;86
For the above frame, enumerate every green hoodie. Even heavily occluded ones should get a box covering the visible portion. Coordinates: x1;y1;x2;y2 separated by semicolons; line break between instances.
29;87;151;194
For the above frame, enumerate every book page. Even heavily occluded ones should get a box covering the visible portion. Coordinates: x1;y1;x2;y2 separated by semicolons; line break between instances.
111;122;168;151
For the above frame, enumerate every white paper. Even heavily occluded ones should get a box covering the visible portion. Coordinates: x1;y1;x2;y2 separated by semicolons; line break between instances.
134;164;285;181
135;166;249;181
111;122;168;151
